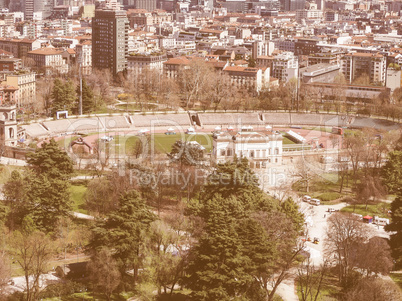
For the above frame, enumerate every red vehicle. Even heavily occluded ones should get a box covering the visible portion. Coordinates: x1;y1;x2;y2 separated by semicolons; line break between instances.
332;127;343;135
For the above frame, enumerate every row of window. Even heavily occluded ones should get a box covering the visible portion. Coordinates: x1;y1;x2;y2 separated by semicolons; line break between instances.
220;148;280;157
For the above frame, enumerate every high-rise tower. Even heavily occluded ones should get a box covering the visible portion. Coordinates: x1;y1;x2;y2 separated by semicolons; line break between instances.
92;8;129;75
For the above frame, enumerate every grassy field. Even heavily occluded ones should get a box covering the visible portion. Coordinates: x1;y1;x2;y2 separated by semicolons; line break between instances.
390;272;402;290
296;270;340;301
0;165;24;184
111;133;214;155
340;202;390;218
69;185;88;214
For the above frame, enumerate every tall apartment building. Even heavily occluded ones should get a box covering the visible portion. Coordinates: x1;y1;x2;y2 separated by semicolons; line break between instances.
135;0;156;11
92;9;129;75
340;52;386;85
23;0;34;20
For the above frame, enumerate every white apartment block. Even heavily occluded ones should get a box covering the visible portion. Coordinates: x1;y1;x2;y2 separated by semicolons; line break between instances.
272;52;298;82
340;52;386;85
213;129;283;168
76;41;92;75
296;9;323;23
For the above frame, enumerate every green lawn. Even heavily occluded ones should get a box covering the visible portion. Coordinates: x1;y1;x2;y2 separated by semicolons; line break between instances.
282;136;297;145
296;270;340;301
111;133;213;155
0;165;24;184
390;272;402;290
69;185;88;214
340;202;390;218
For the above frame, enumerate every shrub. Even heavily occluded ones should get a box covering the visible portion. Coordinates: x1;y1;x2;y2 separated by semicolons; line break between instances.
317;192;341;202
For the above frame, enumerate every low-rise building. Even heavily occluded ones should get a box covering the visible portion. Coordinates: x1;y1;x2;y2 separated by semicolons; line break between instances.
213;129;283;168
222;65;270;93
0;58;22;72
127;52;167;74
5;71;36;107
300;63;340;84
27;47;68;75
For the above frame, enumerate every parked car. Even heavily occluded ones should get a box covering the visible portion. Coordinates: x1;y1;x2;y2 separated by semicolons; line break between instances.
302;195;311;202
310;198;320;206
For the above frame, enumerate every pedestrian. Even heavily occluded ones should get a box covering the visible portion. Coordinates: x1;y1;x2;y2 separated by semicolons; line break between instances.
324;214;326;218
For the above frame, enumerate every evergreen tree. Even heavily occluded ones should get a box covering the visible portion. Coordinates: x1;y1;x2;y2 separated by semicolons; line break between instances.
280;197;305;233
385;191;402;268
184;195;256;301
51;78;77;116
2;139;75;232
89;190;156;286
382;150;402;193
168;140;204;166
27;139;73;179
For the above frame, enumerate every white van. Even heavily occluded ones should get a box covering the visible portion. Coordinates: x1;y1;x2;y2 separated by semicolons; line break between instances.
303;195;311;202
310;198;320;206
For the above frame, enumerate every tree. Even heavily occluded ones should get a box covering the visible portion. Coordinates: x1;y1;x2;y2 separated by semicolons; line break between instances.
354;174;386;210
27;139;74;179
168;140;204;167
146;220;186;295
177;59;213;109
343;277;402;301
251;210;304;301
87;248;121;301
2;170;27;230
292;157;319;193
280;197;304;233
51;78;77;116
324;213;371;284
183;195;255;301
25;139;74;232
382;150;402;193
349;237;393;277
77;79;95;114
385;192;402;268
9;230;53;301
297;259;328;301
0;252;10;300
89;190;156;286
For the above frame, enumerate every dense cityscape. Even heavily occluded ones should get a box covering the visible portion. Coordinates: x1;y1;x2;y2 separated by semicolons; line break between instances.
0;0;401;300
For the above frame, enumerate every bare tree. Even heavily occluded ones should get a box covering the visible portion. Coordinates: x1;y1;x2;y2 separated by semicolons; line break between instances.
324;213;371;283
9;231;54;301
0;252;10;300
297;258;329;301
349;236;393;277
343;277;402;301
292;156;320;193
252;211;304;301
88;248;121;301
177;59;214;109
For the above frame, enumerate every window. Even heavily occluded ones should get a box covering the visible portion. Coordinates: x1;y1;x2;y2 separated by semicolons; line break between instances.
220;149;226;156
250;150;254;158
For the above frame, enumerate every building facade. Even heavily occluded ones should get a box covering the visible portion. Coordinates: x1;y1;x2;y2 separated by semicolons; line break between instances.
213;130;283;168
92;9;129;75
5;72;36;107
272;52;298;82
127;52;167;74
340;52;386;85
